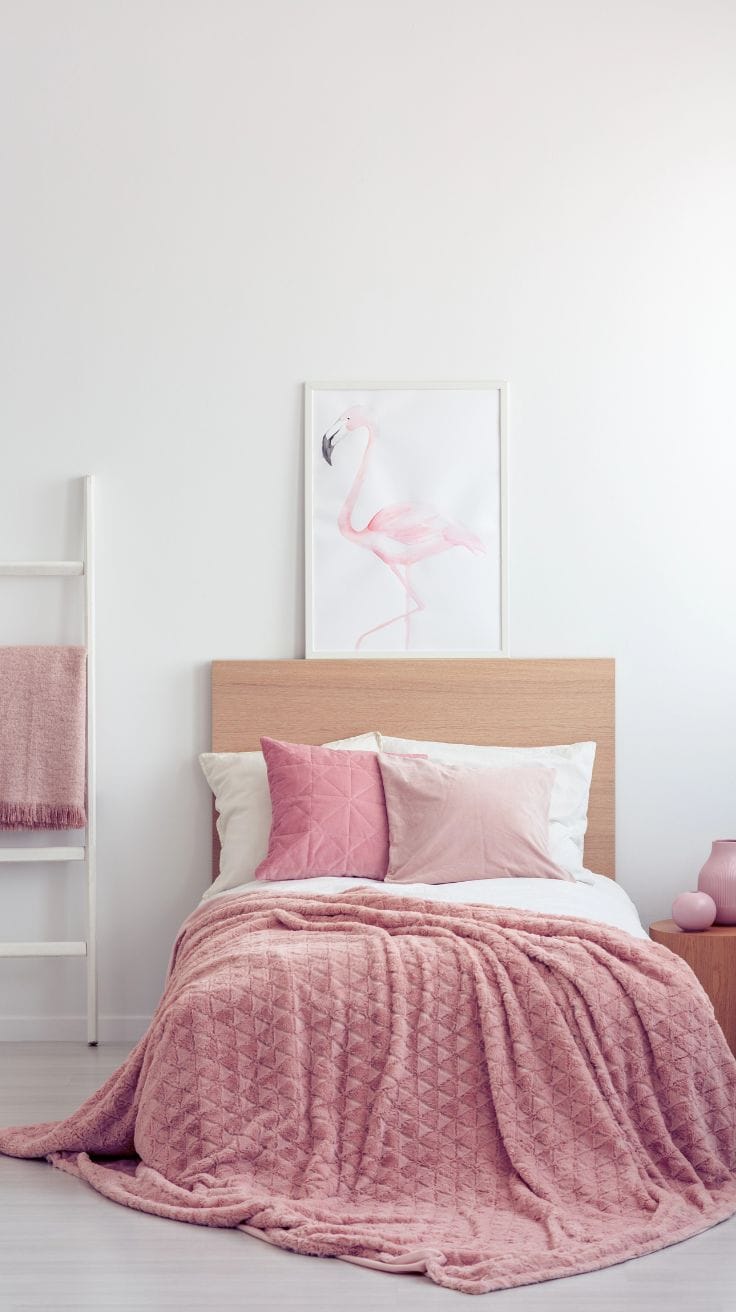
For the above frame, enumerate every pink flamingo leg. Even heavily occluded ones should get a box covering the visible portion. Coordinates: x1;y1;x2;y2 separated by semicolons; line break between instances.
355;561;424;652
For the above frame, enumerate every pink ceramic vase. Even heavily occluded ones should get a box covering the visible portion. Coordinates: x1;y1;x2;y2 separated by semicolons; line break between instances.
697;840;736;925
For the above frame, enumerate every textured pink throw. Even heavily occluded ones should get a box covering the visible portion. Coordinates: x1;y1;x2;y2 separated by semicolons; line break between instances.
1;890;735;1295
0;646;86;830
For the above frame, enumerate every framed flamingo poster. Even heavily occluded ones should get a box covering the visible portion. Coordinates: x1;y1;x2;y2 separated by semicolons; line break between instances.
305;381;508;657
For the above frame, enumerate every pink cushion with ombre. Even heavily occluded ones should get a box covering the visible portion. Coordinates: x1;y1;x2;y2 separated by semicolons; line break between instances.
255;737;391;881
380;755;573;884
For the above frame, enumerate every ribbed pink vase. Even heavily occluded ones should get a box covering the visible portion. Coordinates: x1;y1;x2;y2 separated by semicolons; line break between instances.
697;840;736;925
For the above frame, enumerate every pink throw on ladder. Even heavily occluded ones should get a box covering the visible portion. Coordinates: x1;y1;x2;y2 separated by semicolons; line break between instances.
0;646;87;830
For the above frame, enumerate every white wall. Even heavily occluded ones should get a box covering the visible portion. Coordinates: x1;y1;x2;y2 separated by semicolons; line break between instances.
0;0;734;1039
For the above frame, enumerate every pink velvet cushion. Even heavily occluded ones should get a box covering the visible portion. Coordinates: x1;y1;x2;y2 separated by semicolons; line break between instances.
379;755;573;884
255;737;391;881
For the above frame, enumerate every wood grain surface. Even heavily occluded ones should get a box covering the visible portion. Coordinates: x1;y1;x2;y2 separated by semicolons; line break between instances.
650;919;736;1055
211;658;615;879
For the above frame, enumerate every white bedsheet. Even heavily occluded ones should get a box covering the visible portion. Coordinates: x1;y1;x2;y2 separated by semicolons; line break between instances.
205;871;647;940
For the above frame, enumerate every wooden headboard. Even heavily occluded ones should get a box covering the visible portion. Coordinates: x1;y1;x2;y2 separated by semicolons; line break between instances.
211;658;615;879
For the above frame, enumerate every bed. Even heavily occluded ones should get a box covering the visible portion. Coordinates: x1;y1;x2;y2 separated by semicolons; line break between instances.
1;658;735;1296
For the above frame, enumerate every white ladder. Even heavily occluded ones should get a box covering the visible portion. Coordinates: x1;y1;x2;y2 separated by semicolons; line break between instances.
0;475;97;1044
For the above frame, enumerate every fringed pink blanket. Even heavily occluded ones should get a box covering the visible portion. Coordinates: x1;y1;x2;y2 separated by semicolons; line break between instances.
0;645;86;830
2;890;735;1295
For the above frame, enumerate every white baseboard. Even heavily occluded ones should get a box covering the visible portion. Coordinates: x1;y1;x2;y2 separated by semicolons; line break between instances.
0;1015;151;1042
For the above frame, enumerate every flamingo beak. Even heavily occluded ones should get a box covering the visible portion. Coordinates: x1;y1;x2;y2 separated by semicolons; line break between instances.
321;422;342;466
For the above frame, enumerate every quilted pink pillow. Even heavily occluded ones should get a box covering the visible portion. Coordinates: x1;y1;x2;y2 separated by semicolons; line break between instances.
379;755;573;884
255;738;392;881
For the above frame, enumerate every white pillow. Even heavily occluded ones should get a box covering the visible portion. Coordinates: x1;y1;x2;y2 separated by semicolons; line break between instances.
200;732;381;899
378;735;596;875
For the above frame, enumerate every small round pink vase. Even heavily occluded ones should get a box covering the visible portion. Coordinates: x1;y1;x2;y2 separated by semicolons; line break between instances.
671;890;716;931
697;840;736;925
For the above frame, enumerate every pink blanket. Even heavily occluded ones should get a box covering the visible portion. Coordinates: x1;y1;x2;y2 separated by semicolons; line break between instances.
0;645;87;829
2;890;735;1294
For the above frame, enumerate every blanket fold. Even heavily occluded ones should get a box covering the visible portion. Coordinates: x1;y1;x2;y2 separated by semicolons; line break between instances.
0;646;86;830
1;889;735;1294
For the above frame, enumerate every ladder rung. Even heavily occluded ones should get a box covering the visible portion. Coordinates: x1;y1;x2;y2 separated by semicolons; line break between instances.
0;941;87;957
0;847;85;863
0;561;84;577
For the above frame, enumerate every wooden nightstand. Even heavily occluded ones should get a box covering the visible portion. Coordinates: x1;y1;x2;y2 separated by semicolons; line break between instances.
649;920;736;1056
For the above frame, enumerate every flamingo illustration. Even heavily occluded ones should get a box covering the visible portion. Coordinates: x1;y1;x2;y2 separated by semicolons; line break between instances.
321;407;486;651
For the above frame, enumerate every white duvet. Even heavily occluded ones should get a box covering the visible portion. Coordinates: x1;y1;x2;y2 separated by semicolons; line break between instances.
206;870;647;940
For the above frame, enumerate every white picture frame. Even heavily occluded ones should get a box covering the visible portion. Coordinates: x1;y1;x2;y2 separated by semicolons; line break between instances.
303;383;503;661
305;381;508;658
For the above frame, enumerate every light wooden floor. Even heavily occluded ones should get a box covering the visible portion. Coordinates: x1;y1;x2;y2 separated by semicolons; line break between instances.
0;1044;734;1311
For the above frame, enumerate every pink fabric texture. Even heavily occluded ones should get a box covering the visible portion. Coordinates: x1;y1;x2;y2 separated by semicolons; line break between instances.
255;738;390;880
380;755;572;884
0;646;86;830
1;889;735;1295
